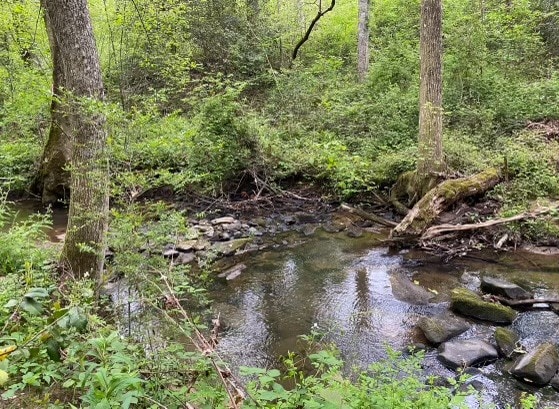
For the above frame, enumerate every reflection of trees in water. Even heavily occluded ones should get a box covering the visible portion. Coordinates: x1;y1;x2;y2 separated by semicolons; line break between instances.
352;267;372;331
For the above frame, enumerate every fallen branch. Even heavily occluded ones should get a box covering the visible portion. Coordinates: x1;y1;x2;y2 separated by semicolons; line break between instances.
341;203;397;227
492;295;559;307
421;207;556;241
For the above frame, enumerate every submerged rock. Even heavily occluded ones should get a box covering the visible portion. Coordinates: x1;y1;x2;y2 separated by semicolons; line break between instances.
510;342;559;385
346;225;363;238
494;327;520;358
480;276;531;300
438;339;498;370
450;288;517;324
302;224;318;236
417;314;471;344
390;271;435;305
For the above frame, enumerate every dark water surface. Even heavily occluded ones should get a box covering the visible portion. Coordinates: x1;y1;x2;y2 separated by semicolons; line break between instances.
210;230;559;408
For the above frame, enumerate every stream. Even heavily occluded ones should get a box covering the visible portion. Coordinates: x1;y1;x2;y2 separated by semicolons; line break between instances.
210;229;559;408
9;201;559;408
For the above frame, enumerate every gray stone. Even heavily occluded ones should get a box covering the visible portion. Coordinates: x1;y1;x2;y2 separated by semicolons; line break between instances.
450;288;518;324
322;222;344;233
302;225;318;236
176;240;197;252
295;212;319;224
510;342;559;385
480;276;531;300
494;327;520;358
175;252;195;265
218;263;247;279
418;314;471;344
211;238;252;256
438;339;499;370
163;249;180;258
346;225;363;238
211;216;236;225
550;374;559;391
222;221;243;232
390;271;435;305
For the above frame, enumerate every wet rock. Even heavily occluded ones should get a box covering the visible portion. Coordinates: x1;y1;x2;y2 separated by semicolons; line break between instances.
302;225;318;236
438;339;499;370
219;232;231;241
480;276;531;300
390;271;435;305
218;263;247;280
211;216;236;225
418;314;471;344
295;212;319;224
281;215;296;225
450;288;517;324
175;252;195;265
510;342;559;385
211;238;252;256
222;221;243;232
248;227;263;236
494;327;520;358
346;225;363;238
322;222;344;233
550;374;559;391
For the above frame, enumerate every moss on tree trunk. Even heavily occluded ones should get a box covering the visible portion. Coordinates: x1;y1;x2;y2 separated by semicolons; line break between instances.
391;168;501;238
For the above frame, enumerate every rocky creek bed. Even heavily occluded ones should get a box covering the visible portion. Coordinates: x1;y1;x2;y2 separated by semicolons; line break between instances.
11;199;559;408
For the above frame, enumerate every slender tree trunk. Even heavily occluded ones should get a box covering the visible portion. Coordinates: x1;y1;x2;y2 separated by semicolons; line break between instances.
42;0;109;280
32;3;72;205
357;0;370;82
417;0;444;179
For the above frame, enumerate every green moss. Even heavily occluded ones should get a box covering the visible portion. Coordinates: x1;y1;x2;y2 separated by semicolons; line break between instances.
494;327;519;358
451;288;517;324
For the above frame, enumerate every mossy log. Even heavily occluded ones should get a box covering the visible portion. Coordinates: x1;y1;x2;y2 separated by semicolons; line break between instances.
391;168;501;238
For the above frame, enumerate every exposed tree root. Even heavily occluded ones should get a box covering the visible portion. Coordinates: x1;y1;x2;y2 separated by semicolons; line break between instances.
391;168;501;239
420;207;555;241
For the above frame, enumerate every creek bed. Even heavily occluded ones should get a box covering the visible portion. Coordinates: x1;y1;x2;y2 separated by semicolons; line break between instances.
209;229;559;408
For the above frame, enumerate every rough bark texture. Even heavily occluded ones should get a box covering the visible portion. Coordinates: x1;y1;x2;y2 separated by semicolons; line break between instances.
417;0;444;178
357;0;370;82
392;168;501;238
43;0;109;280
32;2;72;205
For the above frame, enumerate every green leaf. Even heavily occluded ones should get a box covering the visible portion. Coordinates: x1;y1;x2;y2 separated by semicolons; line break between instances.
46;339;61;362
24;288;49;299
4;299;18;309
20;297;43;315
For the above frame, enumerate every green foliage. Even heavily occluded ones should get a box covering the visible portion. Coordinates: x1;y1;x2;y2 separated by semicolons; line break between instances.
241;347;473;409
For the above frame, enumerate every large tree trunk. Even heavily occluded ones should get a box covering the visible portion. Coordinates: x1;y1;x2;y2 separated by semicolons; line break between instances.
32;4;72;205
417;0;444;178
391;168;501;238
357;0;370;82
43;0;109;280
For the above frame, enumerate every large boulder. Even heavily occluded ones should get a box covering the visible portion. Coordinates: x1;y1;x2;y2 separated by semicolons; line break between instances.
390;271;435;305
494;327;520;358
480;276;531;300
510;342;559;385
438;339;499;370
418;314;470;345
450;288;517;324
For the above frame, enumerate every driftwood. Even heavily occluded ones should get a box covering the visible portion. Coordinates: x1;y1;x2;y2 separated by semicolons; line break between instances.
341;203;398;227
493;295;559;307
421;207;557;241
392;168;501;238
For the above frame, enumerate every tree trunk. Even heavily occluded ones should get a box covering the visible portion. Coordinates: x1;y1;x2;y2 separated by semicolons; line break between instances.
391;168;501;238
32;3;72;205
417;0;444;178
357;0;370;82
42;0;109;280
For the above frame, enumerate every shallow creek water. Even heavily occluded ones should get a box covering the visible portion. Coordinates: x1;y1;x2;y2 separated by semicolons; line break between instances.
210;230;559;408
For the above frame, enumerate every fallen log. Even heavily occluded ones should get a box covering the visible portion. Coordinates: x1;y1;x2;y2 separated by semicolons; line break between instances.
341;203;398;227
391;168;501;238
421;207;557;241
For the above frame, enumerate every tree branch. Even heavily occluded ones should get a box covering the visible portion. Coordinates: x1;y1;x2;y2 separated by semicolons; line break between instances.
292;0;336;60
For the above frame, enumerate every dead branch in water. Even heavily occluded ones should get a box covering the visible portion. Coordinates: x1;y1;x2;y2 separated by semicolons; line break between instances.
341;203;398;227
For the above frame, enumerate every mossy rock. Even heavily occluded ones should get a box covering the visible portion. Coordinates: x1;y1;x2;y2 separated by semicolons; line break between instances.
511;342;559;385
418;314;471;345
494;327;520;358
450;288;517;324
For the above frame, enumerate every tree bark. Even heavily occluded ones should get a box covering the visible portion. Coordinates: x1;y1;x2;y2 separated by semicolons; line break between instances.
42;0;109;280
32;3;72;205
357;0;370;82
417;0;444;178
392;168;501;238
